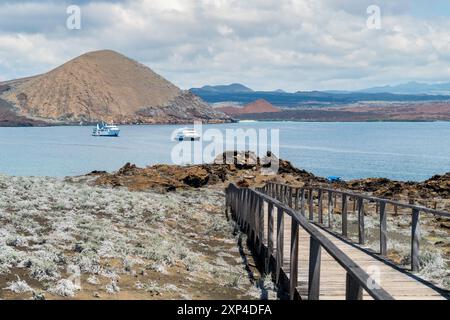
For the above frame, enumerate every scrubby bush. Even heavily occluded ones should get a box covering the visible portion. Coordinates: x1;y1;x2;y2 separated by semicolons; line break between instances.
49;279;80;297
5;276;33;293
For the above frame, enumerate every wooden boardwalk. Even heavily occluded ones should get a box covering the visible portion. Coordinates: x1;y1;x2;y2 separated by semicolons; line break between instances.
272;214;446;300
226;183;449;300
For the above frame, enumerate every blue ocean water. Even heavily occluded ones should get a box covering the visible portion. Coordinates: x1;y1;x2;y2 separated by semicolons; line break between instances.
0;122;449;181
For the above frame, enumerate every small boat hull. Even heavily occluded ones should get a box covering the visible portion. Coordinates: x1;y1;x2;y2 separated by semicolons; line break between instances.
92;123;120;137
174;128;201;141
177;136;200;141
92;131;120;137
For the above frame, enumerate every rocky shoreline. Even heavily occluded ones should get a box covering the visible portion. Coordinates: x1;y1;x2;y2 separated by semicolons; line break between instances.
90;152;449;211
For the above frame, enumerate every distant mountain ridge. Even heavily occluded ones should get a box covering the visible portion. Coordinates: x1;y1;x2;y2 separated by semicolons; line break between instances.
193;83;253;93
359;81;450;95
191;83;450;107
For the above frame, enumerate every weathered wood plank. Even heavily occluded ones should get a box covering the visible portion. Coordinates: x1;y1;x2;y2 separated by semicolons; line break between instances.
300;188;306;217
294;188;300;211
328;190;333;229
276;206;285;284
379;201;387;256
341;194;348;238
411;208;420;272
346;273;363;300
318;189;323;224
357;197;365;245
308;237;321;300
290;218;299;300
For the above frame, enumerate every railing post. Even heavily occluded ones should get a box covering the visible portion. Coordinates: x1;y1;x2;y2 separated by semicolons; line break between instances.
308;237;321;300
266;202;274;274
244;190;250;233
290;218;299;300
253;194;259;248
249;191;256;238
309;189;314;221
285;185;289;205
258;198;264;255
342;194;348;238
225;191;229;220
288;186;293;207
300;188;305;217
239;189;245;227
379;201;387;256
411;208;420;272
345;273;363;300
276;207;284;285
318;189;323;224
327;191;333;228
357;198;365;245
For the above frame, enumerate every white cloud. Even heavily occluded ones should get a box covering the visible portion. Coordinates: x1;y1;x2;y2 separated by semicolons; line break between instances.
0;0;450;91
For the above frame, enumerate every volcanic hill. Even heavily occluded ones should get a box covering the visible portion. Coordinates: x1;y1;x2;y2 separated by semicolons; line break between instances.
0;50;230;125
216;99;281;115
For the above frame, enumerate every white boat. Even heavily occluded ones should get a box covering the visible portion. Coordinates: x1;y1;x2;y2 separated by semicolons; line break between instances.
92;122;120;137
174;128;201;141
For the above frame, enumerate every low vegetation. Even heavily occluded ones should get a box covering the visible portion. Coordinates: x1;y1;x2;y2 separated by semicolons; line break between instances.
0;175;278;300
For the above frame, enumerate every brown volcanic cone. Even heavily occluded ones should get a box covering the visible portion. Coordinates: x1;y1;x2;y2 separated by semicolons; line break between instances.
217;99;281;115
0;50;229;124
241;99;281;114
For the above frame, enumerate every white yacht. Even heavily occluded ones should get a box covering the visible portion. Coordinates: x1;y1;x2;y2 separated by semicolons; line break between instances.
174;128;201;141
92;122;120;137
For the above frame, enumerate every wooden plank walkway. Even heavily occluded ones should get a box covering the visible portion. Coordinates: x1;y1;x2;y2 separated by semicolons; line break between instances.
263;203;447;300
225;183;449;300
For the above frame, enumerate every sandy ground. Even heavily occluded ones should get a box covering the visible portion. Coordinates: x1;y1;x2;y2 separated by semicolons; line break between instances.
0;175;280;300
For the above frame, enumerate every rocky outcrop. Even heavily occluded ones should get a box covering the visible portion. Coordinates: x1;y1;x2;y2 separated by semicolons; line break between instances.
421;173;450;198
92;151;321;192
0;98;48;127
136;91;229;124
91;151;449;212
0;50;231;125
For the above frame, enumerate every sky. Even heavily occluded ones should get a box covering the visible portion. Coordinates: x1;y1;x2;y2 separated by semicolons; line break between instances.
1;0;450;91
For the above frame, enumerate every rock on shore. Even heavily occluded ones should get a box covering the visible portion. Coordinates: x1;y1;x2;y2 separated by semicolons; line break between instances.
91;151;449;209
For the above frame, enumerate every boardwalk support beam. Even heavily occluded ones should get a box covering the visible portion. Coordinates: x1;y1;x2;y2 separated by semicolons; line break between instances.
308;237;321;300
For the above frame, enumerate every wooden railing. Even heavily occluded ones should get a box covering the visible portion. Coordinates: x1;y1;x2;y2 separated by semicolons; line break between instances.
263;182;450;272
225;183;395;300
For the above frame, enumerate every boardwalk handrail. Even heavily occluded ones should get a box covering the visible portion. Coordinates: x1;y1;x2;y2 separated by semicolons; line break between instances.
263;182;450;272
225;183;395;300
270;182;450;217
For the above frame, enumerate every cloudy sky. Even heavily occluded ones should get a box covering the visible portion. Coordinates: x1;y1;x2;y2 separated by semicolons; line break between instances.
1;0;450;91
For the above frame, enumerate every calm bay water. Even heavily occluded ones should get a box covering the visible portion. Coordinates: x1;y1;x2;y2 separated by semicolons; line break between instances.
0;122;449;181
